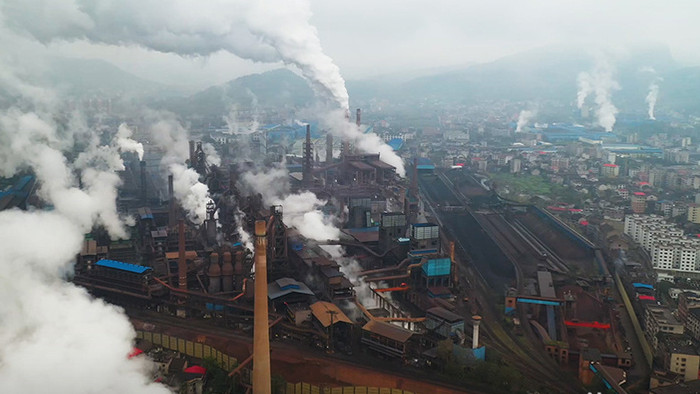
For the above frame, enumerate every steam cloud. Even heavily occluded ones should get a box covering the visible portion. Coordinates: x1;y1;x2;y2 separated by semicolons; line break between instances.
320;109;405;177
0;67;167;392
115;123;144;161
646;79;661;120
2;0;403;175
576;57;620;131
242;165;340;241
515;109;536;133
148;116;211;225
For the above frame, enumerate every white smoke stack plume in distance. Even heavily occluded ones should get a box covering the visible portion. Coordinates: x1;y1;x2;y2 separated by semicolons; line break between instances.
576;74;593;111
515;109;536;133
115;123;144;161
646;80;661;120
576;57;619;132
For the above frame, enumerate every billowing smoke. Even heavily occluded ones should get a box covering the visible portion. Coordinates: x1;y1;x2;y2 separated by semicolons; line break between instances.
0;83;167;393
0;211;167;394
1;0;348;109
320;109;405;177
170;163;210;224
576;75;592;111
147;116;211;225
202;143;221;167
515;109;536;133
646;82;659;120
241;165;339;241
577;57;620;131
115;123;144;161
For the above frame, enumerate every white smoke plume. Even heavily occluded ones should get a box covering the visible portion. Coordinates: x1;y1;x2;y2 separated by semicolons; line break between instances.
241;164;339;241
320;109;406;177
646;82;659;120
147;115;211;225
515;109;536;133
170;163;210;224
646;78;662;120
202;143;221;167
576;57;620;131
115;123;144;160
0;68;167;392
0;211;167;394
1;0;348;109
576;74;592;111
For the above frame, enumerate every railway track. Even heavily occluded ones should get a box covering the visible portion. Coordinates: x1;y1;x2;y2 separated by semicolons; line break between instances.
420;170;583;392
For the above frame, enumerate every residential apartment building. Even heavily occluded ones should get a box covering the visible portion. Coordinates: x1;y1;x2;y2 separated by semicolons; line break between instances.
624;214;700;276
645;305;685;350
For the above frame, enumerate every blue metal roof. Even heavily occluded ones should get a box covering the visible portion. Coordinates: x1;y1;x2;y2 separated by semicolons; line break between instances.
387;138;404;151
95;259;151;274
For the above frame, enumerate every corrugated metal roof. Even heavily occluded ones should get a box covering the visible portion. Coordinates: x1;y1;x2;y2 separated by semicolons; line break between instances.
95;259;151;274
426;307;463;323
267;278;314;300
310;301;352;327
362;320;413;343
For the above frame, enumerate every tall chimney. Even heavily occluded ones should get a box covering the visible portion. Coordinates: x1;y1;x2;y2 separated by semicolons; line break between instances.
356;108;361;127
342;111;350;160
302;124;312;186
252;220;271;394
178;219;187;291
411;157;418;195
140;160;147;204
189;140;196;167
472;315;482;349
168;174;175;228
326;133;333;164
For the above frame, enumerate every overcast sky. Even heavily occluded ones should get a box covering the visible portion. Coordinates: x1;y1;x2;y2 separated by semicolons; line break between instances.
43;0;700;89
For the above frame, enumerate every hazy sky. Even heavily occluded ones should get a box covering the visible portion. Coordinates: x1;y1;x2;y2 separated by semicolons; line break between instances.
42;0;700;89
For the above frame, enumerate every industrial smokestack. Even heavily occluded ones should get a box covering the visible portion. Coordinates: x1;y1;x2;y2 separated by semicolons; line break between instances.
252;219;271;394
356;108;361;127
178;219;187;291
411;157;418;195
189;140;196;168
325;133;333;164
342;111;350;160
168;174;175;228
302;124;312;186
472;315;482;349
140;160;147;204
